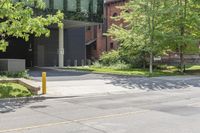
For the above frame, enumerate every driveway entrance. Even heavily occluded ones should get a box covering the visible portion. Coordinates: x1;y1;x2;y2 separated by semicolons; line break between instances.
28;67;138;97
28;67;200;97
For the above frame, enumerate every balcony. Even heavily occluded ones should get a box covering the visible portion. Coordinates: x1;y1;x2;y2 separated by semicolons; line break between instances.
43;0;103;23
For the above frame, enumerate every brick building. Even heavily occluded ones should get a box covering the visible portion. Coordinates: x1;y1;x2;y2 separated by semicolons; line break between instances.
103;0;127;51
85;0;127;60
85;0;200;65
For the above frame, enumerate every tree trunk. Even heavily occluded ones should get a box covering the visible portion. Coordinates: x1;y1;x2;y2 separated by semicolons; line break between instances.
143;60;146;69
149;52;153;74
179;46;185;73
143;53;146;69
179;0;187;73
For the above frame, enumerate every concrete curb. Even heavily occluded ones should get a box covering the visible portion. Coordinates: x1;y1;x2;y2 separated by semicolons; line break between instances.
0;78;40;94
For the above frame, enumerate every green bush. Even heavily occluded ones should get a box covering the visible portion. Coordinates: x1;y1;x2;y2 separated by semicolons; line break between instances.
93;61;131;70
97;50;147;69
92;61;104;68
0;83;32;98
108;62;131;70
99;50;121;66
0;70;29;78
117;52;146;68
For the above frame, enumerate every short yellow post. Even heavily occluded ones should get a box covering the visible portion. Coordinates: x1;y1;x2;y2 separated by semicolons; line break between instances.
42;72;47;95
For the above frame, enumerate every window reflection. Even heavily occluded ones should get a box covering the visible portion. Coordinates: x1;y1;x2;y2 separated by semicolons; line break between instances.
54;0;63;10
93;0;97;13
67;0;77;12
44;0;50;8
81;0;90;14
41;0;103;22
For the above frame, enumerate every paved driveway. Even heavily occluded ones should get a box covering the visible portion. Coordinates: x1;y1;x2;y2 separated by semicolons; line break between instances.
28;67;200;97
29;67;139;96
29;67;111;81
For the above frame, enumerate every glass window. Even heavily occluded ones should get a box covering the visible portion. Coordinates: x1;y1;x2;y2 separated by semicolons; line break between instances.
81;0;89;13
44;0;50;8
93;0;97;13
67;0;77;12
12;0;19;3
54;0;63;10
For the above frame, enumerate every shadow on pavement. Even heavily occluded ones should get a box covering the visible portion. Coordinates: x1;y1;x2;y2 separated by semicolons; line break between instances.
109;76;200;91
0;95;79;114
28;67;113;81
28;67;90;77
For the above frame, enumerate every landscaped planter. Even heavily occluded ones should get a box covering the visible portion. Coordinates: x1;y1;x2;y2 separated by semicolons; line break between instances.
0;59;25;72
0;79;40;95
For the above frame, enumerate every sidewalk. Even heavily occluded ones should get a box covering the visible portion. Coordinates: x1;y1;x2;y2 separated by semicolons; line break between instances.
40;79;146;97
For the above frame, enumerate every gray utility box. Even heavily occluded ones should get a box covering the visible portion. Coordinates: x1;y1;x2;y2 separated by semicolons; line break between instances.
0;59;25;72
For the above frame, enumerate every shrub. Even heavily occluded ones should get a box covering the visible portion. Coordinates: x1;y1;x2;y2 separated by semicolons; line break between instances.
0;83;32;98
92;61;104;68
99;50;121;66
0;70;29;78
97;50;147;69
108;62;131;70
119;52;147;68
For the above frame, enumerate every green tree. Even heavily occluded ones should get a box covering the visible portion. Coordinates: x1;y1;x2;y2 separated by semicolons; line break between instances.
108;0;167;73
0;0;63;51
108;0;200;73
160;0;200;72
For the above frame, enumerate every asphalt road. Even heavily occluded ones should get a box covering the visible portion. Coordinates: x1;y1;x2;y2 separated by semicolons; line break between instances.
1;87;200;133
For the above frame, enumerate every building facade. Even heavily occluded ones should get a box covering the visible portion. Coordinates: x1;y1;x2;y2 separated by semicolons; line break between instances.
0;0;129;67
0;0;104;67
103;0;127;51
85;0;127;60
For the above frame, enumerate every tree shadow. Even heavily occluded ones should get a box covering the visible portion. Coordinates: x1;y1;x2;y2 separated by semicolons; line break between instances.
0;98;43;113
28;67;91;78
0;96;78;114
108;76;200;91
28;67;114;81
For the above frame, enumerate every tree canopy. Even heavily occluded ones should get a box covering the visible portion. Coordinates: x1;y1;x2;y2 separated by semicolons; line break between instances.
0;0;63;51
108;0;200;73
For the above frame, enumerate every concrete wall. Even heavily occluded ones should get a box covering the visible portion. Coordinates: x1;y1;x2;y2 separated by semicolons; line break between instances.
0;59;25;72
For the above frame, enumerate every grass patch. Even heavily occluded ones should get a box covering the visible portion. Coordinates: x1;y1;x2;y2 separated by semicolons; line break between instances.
66;65;200;77
0;83;32;99
65;66;181;77
184;65;200;75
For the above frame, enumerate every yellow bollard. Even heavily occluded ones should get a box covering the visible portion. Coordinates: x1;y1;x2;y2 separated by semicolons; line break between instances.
42;72;47;95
